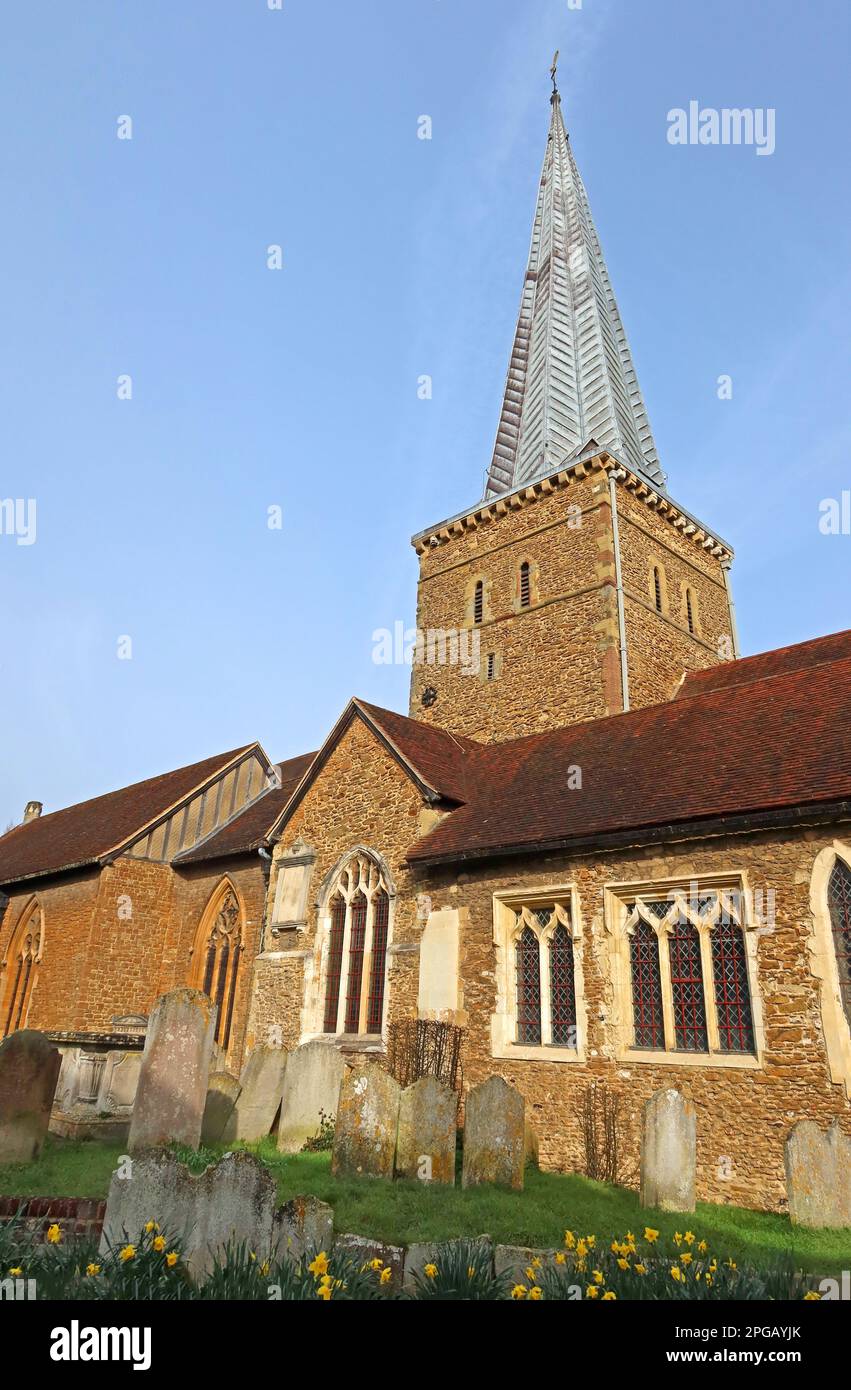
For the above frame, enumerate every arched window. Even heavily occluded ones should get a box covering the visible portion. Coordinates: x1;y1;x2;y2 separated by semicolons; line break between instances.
653;565;664;613
685;587;696;635
512;903;578;1049
192;882;244;1054
711;916;755;1053
519;561;531;609
828;858;851;1027
322;854;392;1036
667;915;708;1051
473;580;484;626
1;900;43;1037
629;917;664;1049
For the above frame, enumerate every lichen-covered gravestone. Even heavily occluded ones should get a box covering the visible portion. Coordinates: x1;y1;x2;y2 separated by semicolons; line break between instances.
0;1030;61;1162
128;989;216;1152
785;1120;851;1228
225;1045;288;1143
331;1066;401;1179
395;1076;457;1184
277;1041;346;1155
640;1087;696;1213
461;1075;525;1191
101;1148;277;1277
201;1072;242;1145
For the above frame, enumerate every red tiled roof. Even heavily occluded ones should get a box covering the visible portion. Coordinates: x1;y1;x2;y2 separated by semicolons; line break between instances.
408;642;851;865
0;747;256;886
175;752;318;864
677;630;851;701
355;700;479;804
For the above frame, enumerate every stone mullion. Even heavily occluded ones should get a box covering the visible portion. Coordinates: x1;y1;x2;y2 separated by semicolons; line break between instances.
539;929;553;1046
657;923;676;1051
334;895;353;1036
700;925;720;1053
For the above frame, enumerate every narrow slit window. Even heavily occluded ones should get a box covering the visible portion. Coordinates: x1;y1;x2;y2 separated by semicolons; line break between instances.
519;561;531;608
653;566;664;613
486;652;496;681
686;588;696;634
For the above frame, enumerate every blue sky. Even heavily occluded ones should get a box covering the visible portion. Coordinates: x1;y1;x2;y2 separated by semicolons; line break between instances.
0;0;848;827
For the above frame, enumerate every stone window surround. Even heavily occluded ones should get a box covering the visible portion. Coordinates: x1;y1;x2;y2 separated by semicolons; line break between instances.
491;884;588;1064
300;847;395;1046
0;895;44;1037
604;872;765;1071
808;842;851;1099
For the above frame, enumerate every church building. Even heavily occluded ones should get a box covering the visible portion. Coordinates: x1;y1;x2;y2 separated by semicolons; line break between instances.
2;80;850;1211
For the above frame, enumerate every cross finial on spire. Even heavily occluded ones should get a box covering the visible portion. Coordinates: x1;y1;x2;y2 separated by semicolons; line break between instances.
550;50;559;94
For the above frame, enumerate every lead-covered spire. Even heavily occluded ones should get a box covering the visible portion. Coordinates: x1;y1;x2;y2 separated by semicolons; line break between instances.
484;82;665;498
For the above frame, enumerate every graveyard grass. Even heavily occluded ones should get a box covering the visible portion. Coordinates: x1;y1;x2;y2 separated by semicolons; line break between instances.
1;1137;850;1274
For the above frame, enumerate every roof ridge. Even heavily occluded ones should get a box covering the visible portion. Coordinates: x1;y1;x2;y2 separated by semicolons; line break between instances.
675;650;851;703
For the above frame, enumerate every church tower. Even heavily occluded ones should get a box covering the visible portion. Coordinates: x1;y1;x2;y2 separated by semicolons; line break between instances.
410;75;739;743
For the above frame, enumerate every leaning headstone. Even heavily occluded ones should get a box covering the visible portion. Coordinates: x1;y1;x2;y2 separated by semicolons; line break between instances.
277;1042;346;1155
128;989;216;1152
273;1196;334;1264
640;1087;696;1213
461;1076;525;1191
0;1030;61;1162
225;1045;287;1143
395;1076;457;1184
331;1066;401;1179
100;1148;277;1278
201;1072;242;1145
785;1121;851;1228
334;1233;405;1290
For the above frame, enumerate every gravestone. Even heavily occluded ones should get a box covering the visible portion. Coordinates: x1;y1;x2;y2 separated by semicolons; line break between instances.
331;1066;401;1179
0;1030;61;1162
277;1041;346;1154
461;1075;525;1191
100;1148;277;1277
128;989;216;1152
785;1120;851;1228
395;1076;457;1184
201;1072;242;1145
226;1045;288;1143
640;1087;696;1213
273;1195;334;1264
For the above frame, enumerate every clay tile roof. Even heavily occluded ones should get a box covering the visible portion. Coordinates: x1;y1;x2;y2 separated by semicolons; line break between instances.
0;746;255;887
355;700;480;804
408;636;851;866
174;752;318;864
676;629;851;701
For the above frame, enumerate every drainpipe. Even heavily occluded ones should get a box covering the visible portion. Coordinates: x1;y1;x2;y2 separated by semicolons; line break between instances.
607;467;630;712
721;559;741;660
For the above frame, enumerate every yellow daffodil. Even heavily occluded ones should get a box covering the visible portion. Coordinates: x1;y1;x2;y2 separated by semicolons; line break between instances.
380;1267;392;1285
709;1259;718;1274
683;1231;695;1246
166;1251;179;1268
367;1257;383;1272
317;1283;332;1300
529;1286;543;1300
555;1252;566;1265
511;1284;527;1300
424;1263;437;1279
592;1269;605;1285
308;1252;329;1279
706;1274;714;1287
635;1263;647;1276
803;1291;821;1301
644;1227;659;1244
145;1221;159;1234
85;1263;100;1277
698;1240;708;1254
673;1232;683;1246
564;1230;575;1249
727;1259;737;1271
576;1239;588;1258
625;1231;636;1244
152;1235;166;1253
260;1260;270;1276
119;1245;136;1263
586;1284;599;1299
586;1236;596;1249
602;1291;617;1300
681;1252;693;1265
617;1258;630;1271
8;1266;23;1277
670;1266;683;1282
46;1224;62;1245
